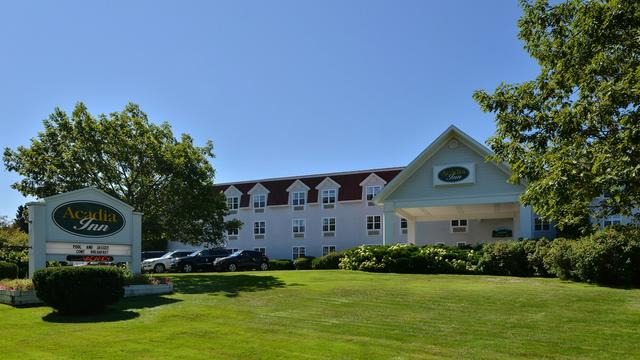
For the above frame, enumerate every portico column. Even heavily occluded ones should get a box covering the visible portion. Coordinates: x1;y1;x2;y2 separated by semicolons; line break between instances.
383;210;396;245
407;217;417;245
517;204;533;240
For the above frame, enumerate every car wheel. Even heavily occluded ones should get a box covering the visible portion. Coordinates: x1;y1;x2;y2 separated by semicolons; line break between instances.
227;263;237;272
154;263;165;273
259;262;268;271
183;263;194;273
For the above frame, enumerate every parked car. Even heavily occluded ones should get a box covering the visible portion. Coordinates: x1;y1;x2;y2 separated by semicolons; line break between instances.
214;250;269;272
141;251;167;261
141;250;194;273
175;248;232;273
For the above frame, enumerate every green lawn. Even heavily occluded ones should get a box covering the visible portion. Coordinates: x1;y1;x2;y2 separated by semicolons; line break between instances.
1;271;640;359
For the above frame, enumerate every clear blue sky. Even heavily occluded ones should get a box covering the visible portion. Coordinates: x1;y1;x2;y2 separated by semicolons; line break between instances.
0;0;538;219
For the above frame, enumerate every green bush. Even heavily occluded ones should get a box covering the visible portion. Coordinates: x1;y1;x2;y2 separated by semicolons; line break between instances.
0;227;29;278
0;261;19;280
312;252;344;269
33;266;125;314
478;241;534;277
293;257;315;270
544;226;640;286
339;244;477;274
269;259;294;270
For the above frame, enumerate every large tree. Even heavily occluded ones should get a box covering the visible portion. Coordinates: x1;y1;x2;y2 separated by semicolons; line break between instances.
4;102;240;250
473;0;640;232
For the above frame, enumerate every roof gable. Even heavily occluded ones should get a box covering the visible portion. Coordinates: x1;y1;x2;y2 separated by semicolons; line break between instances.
315;177;341;190
375;125;517;204
38;186;135;211
359;173;388;186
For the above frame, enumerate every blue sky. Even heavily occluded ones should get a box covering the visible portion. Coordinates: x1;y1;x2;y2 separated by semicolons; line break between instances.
0;0;538;219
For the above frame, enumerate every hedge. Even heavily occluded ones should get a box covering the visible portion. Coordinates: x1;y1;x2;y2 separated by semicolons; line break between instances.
269;259;294;270
33;266;125;314
293;257;315;270
339;244;478;274
0;261;19;280
312;252;344;269
544;226;640;287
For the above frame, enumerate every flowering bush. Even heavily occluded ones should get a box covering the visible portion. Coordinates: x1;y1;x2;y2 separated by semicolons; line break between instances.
339;244;477;274
0;278;33;291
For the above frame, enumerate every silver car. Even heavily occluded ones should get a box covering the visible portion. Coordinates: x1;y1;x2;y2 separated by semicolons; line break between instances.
142;250;193;273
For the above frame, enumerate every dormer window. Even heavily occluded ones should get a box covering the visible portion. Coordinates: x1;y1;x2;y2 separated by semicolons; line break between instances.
292;191;306;211
226;196;239;214
321;189;336;209
365;185;382;206
253;194;266;213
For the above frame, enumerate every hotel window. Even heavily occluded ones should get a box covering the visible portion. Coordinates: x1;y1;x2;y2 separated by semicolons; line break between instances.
602;216;622;228
292;191;306;210
226;196;239;214
457;242;467;248
366;215;381;236
450;219;468;233
401;218;408;235
292;219;306;238
366;185;382;206
227;227;239;240
322;217;336;236
534;218;550;231
321;189;337;208
253;221;266;239
253;194;266;212
322;245;336;257
253;247;266;255
292;246;306;259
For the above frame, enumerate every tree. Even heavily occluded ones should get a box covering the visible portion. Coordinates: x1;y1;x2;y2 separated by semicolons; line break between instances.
473;0;640;233
14;205;28;233
4;102;241;250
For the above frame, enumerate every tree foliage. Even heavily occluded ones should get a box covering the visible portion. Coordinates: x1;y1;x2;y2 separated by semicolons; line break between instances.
14;205;28;234
3;102;240;249
473;0;640;232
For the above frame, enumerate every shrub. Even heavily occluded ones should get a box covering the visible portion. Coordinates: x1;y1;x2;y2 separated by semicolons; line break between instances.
543;238;576;280
312;252;344;269
0;261;18;280
293;257;315;270
269;259;294;270
477;241;534;277
339;244;478;274
33;266;125;314
544;226;640;287
0;278;33;291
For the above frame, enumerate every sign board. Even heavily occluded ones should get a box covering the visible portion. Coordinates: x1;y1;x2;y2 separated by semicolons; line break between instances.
52;201;126;237
433;163;476;186
28;187;142;277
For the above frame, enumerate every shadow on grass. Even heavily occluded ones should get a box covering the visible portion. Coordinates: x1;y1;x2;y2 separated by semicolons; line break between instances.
42;296;182;323
172;274;290;297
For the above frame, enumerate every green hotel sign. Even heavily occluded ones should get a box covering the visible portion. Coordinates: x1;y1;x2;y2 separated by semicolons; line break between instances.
52;201;126;237
437;166;470;183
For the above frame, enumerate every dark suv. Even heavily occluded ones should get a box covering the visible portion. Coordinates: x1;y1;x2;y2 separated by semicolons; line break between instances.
214;250;269;272
175;248;232;273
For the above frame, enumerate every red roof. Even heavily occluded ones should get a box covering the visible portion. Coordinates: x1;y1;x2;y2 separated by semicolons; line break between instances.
214;168;403;207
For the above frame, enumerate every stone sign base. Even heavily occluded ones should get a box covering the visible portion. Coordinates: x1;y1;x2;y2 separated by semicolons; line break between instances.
0;284;174;306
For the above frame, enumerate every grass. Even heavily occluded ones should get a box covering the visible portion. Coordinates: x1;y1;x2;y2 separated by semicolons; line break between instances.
1;271;640;359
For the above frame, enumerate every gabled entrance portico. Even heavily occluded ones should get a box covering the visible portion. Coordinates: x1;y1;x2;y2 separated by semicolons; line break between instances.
375;125;533;246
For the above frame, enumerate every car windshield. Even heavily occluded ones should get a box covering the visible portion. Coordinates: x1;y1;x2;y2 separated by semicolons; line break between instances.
230;250;242;256
189;250;202;257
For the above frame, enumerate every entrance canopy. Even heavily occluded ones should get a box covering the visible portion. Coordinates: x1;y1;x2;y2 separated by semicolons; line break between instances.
374;125;533;245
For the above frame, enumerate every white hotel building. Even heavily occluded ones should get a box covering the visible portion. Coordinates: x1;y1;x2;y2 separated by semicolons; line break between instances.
169;125;630;260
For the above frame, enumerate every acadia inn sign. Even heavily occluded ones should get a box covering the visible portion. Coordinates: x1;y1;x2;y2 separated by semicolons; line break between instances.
28;187;142;277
